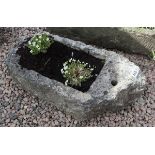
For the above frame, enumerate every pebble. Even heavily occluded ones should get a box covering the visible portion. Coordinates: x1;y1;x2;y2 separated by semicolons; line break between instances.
74;120;78;124
33;120;37;124
6;119;10;123
54;120;59;126
9;113;18;120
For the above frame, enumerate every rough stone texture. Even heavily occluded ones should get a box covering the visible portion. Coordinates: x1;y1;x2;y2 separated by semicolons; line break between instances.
46;27;155;57
5;33;146;120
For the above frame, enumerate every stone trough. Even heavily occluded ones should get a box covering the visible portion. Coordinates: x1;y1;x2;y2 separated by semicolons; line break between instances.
6;34;146;120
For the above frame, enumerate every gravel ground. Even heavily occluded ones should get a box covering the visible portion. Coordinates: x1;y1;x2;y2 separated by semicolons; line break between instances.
0;27;155;127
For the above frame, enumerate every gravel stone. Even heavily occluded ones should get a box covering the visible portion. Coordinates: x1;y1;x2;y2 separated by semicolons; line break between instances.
11;114;18;120
74;120;78;125
33;119;37;124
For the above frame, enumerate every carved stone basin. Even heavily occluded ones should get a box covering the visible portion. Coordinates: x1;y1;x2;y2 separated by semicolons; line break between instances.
6;33;146;120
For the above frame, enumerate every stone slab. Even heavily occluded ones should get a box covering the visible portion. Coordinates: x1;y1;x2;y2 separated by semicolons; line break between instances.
47;27;155;57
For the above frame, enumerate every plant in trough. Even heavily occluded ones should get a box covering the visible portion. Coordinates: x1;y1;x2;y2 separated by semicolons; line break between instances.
27;33;53;55
61;58;95;86
151;50;155;60
148;50;155;60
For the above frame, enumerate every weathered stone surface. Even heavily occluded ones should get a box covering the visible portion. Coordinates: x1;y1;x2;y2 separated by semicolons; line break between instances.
47;27;155;57
5;33;146;120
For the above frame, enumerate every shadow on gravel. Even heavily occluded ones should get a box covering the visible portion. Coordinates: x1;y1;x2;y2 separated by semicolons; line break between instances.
47;27;151;55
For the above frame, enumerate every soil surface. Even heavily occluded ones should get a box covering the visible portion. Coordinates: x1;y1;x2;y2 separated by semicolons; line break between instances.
0;28;155;127
17;39;104;92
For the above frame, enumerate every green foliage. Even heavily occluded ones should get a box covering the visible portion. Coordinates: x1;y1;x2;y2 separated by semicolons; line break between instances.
149;50;155;60
27;33;53;55
61;58;95;86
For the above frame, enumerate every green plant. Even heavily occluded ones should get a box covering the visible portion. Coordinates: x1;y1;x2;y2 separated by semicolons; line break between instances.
61;58;95;86
27;33;53;55
150;50;155;60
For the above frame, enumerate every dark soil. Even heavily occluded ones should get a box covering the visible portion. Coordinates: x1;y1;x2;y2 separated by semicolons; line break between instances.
17;38;104;92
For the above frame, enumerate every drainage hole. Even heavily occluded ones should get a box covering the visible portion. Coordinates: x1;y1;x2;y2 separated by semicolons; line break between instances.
111;80;118;86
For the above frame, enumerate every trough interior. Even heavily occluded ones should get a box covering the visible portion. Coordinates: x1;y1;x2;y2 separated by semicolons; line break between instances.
17;38;104;92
